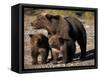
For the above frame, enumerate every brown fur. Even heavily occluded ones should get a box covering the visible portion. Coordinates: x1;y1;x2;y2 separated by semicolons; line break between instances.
49;34;75;64
31;14;53;34
31;14;87;63
29;34;50;64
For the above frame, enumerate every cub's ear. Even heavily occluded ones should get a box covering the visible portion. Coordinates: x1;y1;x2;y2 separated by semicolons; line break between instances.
29;34;33;38
45;14;52;19
30;22;33;26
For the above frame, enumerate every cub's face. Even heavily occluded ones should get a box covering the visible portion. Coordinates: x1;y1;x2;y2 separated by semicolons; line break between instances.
29;34;41;48
29;34;49;48
49;35;64;54
49;35;61;49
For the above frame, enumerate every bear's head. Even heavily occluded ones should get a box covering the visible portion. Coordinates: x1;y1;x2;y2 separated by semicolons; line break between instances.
29;34;49;48
49;34;64;49
30;13;66;35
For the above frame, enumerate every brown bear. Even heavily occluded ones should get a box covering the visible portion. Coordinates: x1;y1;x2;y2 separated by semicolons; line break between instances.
29;34;50;64
31;14;87;63
49;34;75;64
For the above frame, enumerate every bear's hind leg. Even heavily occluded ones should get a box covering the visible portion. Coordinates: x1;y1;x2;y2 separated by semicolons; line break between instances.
77;38;86;60
40;48;48;64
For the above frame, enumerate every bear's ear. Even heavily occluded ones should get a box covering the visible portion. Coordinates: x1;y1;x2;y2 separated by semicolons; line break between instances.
54;15;60;19
45;14;52;19
29;34;33;38
30;22;33;26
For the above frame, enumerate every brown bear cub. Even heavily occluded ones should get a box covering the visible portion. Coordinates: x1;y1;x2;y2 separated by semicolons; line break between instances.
49;34;75;64
29;34;50;64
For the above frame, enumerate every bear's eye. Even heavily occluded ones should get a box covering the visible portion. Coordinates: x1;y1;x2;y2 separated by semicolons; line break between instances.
59;38;64;44
46;14;52;18
38;38;41;42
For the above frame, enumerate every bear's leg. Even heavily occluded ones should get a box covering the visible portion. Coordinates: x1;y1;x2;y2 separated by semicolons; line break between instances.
40;48;49;64
51;48;59;64
31;49;38;64
62;42;70;63
62;41;74;64
71;42;76;59
32;56;38;64
77;38;86;60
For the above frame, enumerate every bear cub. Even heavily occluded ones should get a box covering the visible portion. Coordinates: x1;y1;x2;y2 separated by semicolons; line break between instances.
49;34;75;64
29;34;50;64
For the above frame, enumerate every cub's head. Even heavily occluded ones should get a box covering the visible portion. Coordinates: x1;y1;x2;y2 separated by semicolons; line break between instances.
29;34;49;48
49;34;64;49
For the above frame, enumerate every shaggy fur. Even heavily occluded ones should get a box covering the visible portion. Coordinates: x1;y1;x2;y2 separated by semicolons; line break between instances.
31;14;87;63
29;34;50;64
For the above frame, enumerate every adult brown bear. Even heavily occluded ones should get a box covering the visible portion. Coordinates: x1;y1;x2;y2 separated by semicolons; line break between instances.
31;13;87;63
29;34;50;64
